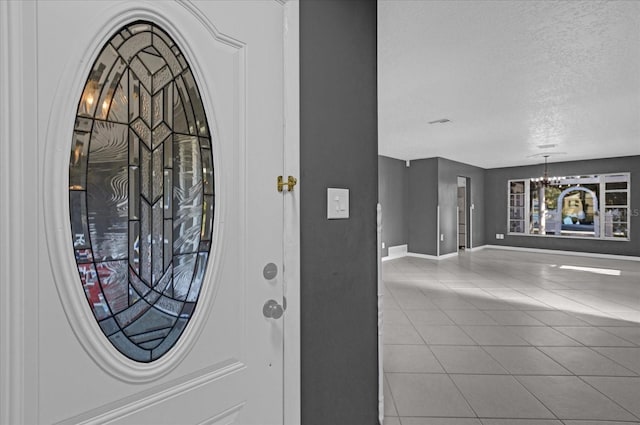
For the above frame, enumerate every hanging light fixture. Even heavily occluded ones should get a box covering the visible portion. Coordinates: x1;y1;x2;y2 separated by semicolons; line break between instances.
541;155;550;186
532;155;558;187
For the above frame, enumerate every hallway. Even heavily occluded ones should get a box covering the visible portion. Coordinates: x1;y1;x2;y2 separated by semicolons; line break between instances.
382;249;640;424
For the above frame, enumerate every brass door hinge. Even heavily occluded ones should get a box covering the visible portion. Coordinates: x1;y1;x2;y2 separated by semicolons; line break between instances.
277;175;297;192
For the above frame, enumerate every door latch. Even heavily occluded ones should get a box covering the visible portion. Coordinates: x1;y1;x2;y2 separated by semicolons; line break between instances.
277;175;297;192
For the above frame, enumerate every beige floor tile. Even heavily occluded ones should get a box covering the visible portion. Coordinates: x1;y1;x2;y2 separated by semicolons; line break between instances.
405;310;455;325
524;310;589;326
413;324;477;345
516;376;637;421
384;323;425;345
401;418;482;425
431;297;478;310
598;326;640;345
443;280;480;289
385;309;412;325
483;310;545;326
483;288;530;299
451;374;554;419
593;347;640;374
480;420;562;425
468;298;519;310
472;280;509;289
384;374;398;417
570;313;632;327
396;295;440;310
539;347;637;376
553;327;635;347
508;298;557;310
385;295;402;310
384;345;445;373
383;250;640;423
483;346;570;375
612;310;640;323
508;326;582;346
563;421;639;425
582;376;640;419
386;373;475;417
443;310;499;325
461;326;529;346
431;346;507;374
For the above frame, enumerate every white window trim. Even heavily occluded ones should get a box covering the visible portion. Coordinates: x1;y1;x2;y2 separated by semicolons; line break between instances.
506;173;631;241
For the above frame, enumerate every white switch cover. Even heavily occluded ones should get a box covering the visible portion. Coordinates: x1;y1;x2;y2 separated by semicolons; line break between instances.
327;188;349;219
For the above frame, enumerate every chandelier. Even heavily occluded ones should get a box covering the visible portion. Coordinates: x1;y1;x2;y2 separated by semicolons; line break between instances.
532;155;561;187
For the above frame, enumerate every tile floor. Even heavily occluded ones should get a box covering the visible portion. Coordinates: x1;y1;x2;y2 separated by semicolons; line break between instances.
382;248;640;425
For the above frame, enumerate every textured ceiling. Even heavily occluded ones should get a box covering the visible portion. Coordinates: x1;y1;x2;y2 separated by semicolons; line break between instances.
378;0;640;169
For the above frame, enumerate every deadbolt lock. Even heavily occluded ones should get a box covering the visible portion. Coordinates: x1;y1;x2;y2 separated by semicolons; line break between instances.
277;175;297;192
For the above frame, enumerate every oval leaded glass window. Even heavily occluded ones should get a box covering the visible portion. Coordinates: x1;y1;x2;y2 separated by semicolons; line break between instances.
68;21;214;362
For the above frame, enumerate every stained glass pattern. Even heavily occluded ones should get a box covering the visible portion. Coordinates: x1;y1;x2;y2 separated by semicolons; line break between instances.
69;21;214;363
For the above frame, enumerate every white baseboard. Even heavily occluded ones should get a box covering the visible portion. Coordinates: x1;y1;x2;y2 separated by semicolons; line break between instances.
382;244;408;262
406;251;458;261
484;245;640;262
382;245;462;262
392;244;640;262
465;245;487;252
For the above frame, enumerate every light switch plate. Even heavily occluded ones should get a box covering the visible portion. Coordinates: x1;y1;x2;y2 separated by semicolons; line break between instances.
327;188;349;219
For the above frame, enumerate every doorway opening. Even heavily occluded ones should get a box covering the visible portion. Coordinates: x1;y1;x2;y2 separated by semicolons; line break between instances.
457;176;471;251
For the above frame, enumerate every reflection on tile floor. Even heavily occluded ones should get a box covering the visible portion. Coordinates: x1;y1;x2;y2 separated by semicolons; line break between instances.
382;249;640;425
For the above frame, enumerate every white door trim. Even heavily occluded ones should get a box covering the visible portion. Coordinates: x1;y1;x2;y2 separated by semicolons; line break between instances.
456;205;460;252
376;204;384;425
283;1;301;423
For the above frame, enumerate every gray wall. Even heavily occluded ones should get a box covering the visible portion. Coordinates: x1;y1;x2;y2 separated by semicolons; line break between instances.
379;155;408;257
300;1;379;424
438;158;486;255
485;155;640;256
408;158;439;255
401;157;486;256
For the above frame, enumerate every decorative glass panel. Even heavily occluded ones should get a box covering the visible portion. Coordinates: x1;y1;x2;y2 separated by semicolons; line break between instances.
69;21;214;362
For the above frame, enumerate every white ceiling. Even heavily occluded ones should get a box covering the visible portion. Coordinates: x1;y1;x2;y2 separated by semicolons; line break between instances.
378;0;640;169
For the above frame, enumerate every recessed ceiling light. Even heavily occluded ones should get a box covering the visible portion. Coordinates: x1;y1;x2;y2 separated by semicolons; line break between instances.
537;143;557;149
428;118;451;124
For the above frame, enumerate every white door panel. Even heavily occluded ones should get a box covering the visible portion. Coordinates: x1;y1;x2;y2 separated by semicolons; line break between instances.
6;1;286;423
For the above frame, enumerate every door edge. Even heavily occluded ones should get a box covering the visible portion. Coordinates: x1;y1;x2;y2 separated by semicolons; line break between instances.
283;1;301;424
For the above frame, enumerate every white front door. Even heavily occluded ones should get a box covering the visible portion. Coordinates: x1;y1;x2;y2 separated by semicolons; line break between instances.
0;1;294;424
